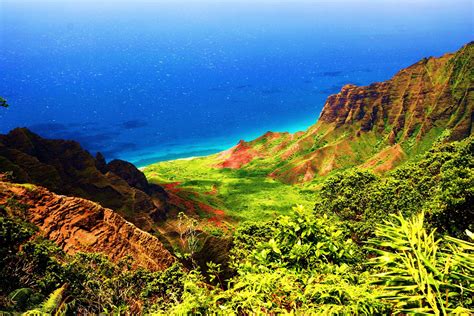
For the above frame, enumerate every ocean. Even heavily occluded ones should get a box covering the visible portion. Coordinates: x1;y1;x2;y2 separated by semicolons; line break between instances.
1;0;472;166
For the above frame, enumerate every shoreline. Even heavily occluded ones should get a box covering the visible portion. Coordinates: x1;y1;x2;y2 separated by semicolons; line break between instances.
122;119;316;169
138;156;200;171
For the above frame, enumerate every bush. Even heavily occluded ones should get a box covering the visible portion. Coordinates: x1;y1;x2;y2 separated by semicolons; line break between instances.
249;205;360;270
314;137;474;240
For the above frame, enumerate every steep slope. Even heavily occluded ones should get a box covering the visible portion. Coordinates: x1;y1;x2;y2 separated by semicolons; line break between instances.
0;180;175;271
214;42;473;183
0;128;179;230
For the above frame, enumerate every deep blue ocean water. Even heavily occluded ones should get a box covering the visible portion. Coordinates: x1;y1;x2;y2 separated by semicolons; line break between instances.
0;1;472;166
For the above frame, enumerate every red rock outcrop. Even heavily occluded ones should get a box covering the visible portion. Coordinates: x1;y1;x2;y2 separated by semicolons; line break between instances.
0;181;175;271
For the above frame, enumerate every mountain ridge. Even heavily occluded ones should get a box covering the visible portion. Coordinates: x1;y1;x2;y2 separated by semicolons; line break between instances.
0;180;175;271
214;42;473;183
0;128;186;232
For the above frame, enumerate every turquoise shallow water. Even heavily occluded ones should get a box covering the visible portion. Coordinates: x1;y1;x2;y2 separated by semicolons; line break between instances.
0;1;472;166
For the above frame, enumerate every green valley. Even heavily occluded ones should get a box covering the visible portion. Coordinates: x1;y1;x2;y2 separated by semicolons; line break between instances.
144;154;317;223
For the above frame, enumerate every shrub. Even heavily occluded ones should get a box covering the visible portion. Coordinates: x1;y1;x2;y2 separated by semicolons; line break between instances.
250;205;360;270
314;137;474;241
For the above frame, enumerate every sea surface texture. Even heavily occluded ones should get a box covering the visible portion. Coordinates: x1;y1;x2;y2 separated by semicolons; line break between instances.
0;0;472;166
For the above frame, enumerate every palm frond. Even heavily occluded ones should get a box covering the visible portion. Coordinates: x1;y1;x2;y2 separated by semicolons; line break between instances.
369;212;474;315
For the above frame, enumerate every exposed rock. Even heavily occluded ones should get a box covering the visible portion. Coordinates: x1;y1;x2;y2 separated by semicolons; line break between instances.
107;159;150;192
0;181;175;271
318;44;473;141
0;128;176;229
106;158;168;197
213;42;474;183
95;152;108;174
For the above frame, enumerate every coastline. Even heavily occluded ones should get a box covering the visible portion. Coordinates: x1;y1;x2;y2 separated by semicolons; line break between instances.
124;118;316;168
138;156;200;171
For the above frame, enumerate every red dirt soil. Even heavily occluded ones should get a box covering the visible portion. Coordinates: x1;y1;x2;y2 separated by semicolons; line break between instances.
217;140;262;169
161;182;226;226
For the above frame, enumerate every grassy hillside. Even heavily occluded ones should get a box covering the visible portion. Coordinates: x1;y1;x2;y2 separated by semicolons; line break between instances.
144;155;317;223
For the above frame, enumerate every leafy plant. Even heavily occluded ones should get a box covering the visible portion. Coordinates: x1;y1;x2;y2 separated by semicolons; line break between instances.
250;205;360;270
23;285;66;315
369;212;473;314
176;212;202;260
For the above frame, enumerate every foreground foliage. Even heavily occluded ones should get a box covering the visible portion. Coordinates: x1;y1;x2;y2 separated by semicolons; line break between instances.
315;136;474;241
369;212;473;314
1;137;473;314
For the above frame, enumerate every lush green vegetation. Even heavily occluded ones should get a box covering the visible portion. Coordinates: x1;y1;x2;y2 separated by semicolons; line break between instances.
144;156;317;222
0;96;8;107
164;209;471;314
2;210;472;314
1;137;473;314
315;136;473;240
0;214;188;314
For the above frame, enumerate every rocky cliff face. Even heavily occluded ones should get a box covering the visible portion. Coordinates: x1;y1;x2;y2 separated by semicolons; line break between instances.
318;43;473;142
214;42;473;183
0;128;178;230
0;181;175;271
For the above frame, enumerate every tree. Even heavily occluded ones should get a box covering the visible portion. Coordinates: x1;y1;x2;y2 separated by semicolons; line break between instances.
0;97;8;107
